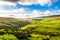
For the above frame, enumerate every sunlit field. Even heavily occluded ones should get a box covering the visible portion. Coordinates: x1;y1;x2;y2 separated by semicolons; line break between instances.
0;15;60;40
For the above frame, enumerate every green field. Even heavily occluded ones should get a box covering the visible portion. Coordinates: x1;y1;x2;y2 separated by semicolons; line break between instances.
0;15;60;40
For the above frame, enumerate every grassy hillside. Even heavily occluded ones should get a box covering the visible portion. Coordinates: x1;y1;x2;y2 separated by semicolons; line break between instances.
0;17;30;29
0;15;60;40
19;15;60;40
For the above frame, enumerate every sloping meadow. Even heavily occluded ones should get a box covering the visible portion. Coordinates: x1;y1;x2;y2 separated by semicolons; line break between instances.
20;16;60;40
0;16;60;40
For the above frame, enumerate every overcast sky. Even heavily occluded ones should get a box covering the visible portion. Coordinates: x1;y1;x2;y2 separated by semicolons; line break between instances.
0;0;60;18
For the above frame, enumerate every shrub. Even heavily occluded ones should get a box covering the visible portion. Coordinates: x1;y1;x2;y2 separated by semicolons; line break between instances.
0;34;19;40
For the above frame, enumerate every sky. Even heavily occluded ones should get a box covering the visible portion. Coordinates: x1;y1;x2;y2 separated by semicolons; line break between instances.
0;0;60;18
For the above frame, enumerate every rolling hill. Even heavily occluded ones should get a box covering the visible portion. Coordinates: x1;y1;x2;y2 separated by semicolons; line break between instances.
0;17;30;29
19;15;60;40
0;15;60;40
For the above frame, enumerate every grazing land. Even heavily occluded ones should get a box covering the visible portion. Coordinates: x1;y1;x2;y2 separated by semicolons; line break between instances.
0;15;60;40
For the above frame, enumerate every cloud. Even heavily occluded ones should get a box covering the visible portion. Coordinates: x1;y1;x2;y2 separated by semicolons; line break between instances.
0;8;60;18
30;10;51;18
22;10;60;18
52;10;60;15
0;8;25;13
0;0;58;6
0;1;16;6
1;0;18;2
0;7;27;18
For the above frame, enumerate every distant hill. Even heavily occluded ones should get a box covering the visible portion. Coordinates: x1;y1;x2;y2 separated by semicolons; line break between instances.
0;17;30;29
26;15;60;19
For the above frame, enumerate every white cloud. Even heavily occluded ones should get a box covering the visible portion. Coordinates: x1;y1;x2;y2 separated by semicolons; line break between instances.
0;9;60;18
0;0;58;6
18;0;52;6
52;10;60;15
0;8;25;13
30;10;51;18
0;1;16;6
0;8;26;18
19;0;57;6
21;10;60;18
37;0;52;6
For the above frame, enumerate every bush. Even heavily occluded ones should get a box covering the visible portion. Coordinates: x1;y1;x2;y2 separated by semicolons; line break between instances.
0;34;19;40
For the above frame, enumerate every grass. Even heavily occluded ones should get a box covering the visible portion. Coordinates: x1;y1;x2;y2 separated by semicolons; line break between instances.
0;17;30;29
19;15;60;40
0;15;60;40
